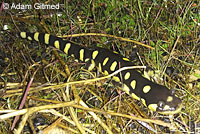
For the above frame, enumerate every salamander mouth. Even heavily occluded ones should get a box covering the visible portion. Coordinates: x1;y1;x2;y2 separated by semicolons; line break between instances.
157;103;183;115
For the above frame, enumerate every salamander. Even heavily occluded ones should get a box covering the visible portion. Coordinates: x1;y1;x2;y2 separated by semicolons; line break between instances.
19;32;182;114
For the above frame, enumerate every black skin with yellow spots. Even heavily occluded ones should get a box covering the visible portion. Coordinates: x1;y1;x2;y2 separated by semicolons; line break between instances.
19;32;182;114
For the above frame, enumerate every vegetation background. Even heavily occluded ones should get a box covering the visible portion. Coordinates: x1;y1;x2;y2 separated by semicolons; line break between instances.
0;0;199;133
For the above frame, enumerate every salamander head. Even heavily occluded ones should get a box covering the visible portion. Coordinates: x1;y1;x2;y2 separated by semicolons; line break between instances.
145;85;182;114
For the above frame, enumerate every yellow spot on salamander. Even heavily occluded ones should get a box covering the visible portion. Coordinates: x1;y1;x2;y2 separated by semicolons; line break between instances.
113;76;120;82
98;63;102;72
92;50;98;59
88;60;95;71
103;57;109;66
54;40;60;49
79;49;84;61
148;104;157;112
85;58;90;62
104;70;109;75
64;43;71;54
110;61;117;71
34;32;39;41
124;72;130;80
20;32;26;38
130;80;136;89
131;93;140;100
27;36;32;40
123;58;130;61
143;85;151;93
123;84;130;94
166;96;173;102
141;98;147;107
44;34;50;44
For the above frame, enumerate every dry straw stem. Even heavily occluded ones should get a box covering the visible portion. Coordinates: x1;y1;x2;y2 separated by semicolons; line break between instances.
3;66;146;98
0;101;175;133
61;33;154;50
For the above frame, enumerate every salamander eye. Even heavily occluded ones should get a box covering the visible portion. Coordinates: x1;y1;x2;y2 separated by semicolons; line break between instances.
170;89;177;96
157;101;165;109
